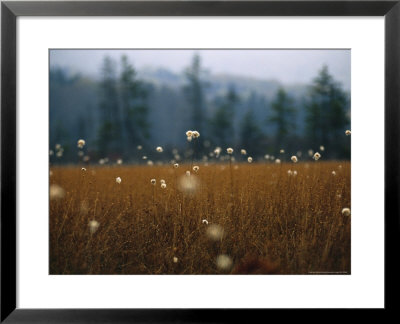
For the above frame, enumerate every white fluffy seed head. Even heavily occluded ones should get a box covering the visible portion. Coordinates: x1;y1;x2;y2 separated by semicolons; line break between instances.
186;130;193;137
227;148;233;154
202;219;209;225
275;159;281;164
192;131;200;138
342;208;351;216
280;149;285;154
206;224;224;241
160;179;166;184
345;130;351;136
89;220;99;234
293;170;297;176
161;183;167;189
117;159;123;165
173;163;179;168
156;146;163;153
137;145;142;150
173;257;178;263
288;170;293;175
115;177;121;184
214;147;221;155
177;174;199;194
81;167;86;172
241;149;247;155
291;156;298;163
151;179;156;185
320;145;325;151
216;254;233;271
77;139;85;148
313;152;321;161
50;184;65;200
332;171;336;176
186;171;191;176
193;166;199;172
247;157;253;163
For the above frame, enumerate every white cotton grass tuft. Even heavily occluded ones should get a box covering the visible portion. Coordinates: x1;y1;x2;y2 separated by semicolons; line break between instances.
77;139;85;149
192;131;200;138
117;159;123;165
49;150;54;156
151;179;156;185
264;154;270;160
81;167;86;172
214;147;222;156
332;171;336;176
320;145;325;151
226;148;234;154
83;156;90;162
187;136;193;142
186;170;191;176
247;157;253;163
241;149;247;155
147;160;154;166
156;146;163;153
308;149;314;157
161;183;167;189
206;224;224;241
178;174;199;194
89;220;99;234
137;145;142;150
202;219;209;225
293;170;297;176
115;177;122;184
216;254;233;271
50;184;65;200
345;130;351;136
173;163;179;168
160;179;166;184
275;159;281;164
342;208;351;216
291;156;298;163
313;152;321;161
186;130;193;138
193;166;199;172
280;149;285;154
173;257;178;263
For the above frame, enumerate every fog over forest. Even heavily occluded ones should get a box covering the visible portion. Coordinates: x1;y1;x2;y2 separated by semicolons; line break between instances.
50;50;351;164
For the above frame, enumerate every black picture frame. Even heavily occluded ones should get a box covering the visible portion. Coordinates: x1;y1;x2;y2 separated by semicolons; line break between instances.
1;0;399;322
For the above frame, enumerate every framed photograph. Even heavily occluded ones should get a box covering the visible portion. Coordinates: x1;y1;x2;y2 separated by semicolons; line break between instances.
1;0;399;321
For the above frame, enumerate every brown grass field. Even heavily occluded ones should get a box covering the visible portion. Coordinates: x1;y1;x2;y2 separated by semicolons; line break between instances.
49;161;350;275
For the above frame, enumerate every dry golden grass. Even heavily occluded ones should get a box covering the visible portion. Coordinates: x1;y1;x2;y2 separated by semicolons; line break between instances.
49;162;350;275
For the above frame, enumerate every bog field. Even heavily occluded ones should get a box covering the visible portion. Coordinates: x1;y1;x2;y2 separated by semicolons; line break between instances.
49;161;350;275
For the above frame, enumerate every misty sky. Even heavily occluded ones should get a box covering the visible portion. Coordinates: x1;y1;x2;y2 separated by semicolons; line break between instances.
50;49;350;89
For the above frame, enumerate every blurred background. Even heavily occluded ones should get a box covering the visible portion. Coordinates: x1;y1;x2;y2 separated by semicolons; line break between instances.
49;49;350;164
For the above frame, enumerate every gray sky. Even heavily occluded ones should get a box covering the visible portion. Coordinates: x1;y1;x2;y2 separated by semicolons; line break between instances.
50;49;350;89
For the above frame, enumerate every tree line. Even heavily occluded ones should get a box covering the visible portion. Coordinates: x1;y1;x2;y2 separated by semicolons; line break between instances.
49;54;350;163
